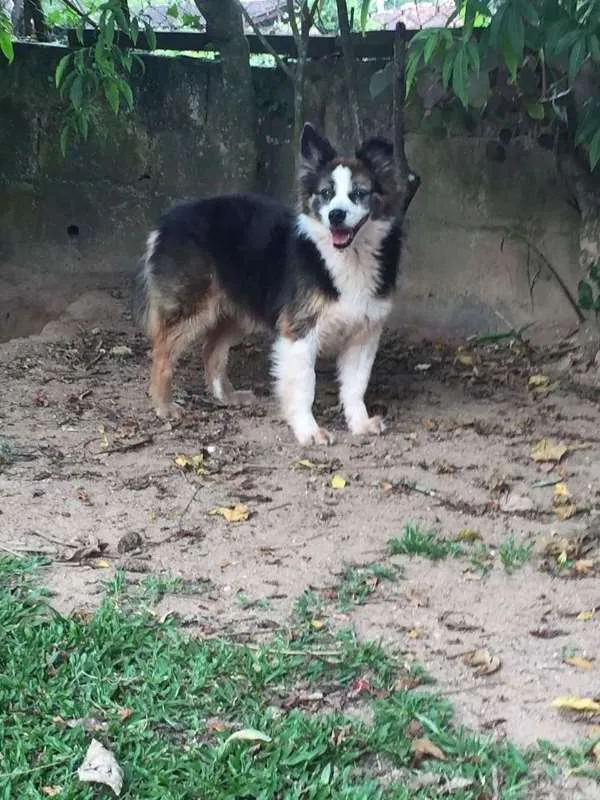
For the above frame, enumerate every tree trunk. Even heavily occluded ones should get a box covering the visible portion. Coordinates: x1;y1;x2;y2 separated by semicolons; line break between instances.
558;150;600;364
195;0;257;190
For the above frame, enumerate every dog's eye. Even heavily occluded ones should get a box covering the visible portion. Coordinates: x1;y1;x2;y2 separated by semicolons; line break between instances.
319;186;334;201
350;187;371;202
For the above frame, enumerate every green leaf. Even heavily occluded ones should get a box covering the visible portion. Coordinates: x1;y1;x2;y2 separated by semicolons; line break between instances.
526;102;545;120
590;264;600;285
589;34;600;63
105;14;115;46
405;51;421;96
55;54;72;88
0;30;14;63
568;38;586;81
119;80;134;110
441;49;455;92
466;39;480;75
79;113;89;140
144;22;156;50
452;47;469;107
130;16;139;45
505;6;524;63
423;33;437;66
578;279;594;310
590;127;600;171
69;74;84;110
105;81;120;114
167;3;178;18
360;0;370;32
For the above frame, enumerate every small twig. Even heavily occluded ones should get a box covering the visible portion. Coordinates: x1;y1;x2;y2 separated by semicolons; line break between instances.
102;435;153;455
57;0;99;29
507;231;585;323
178;484;202;530
232;0;294;80
0;756;72;781
28;530;77;548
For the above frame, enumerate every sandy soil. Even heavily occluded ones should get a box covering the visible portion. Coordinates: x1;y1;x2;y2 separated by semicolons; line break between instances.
1;292;600;789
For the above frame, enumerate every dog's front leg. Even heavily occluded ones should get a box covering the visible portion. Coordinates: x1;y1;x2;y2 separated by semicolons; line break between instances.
273;333;334;446
337;327;385;436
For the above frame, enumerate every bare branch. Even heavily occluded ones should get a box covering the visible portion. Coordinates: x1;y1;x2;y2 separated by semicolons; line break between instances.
57;0;98;29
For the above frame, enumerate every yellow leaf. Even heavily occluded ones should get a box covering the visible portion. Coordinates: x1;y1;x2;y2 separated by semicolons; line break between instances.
223;728;272;746
208;505;250;523
330;474;347;489
95;559;112;569
295;458;317;470
528;374;550;388
564;656;594;670
577;609;596;622
174;453;205;475
552;696;600;713
311;619;326;630
456;528;481;542
455;353;473;367
407;628;424;639
42;788;62;797
530;439;568;463
553;482;570;497
554;503;577;521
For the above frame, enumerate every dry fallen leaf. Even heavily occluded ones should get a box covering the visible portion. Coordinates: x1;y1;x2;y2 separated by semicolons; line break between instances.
330;474;347;489
407;628;424;639
174;453;206;475
530;439;568;463
310;619;326;630
455;528;481;542
552;697;600;713
574;559;596;576
109;345;132;357
455;352;473;367
463;648;501;677
577;609;596;622
412;737;447;763
223;728;272;746
528;374;550;388
77;739;123;796
435;459;456;475
208;505;249;523
554;503;577;521
42;787;62;796
499;491;534;513
564;656;594;670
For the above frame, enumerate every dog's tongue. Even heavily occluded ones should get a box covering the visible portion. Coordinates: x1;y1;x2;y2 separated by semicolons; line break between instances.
331;228;351;247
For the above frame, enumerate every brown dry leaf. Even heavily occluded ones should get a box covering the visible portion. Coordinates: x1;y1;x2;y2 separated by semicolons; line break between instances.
435;459;456;474
463;648;501;677
206;717;233;733
530;627;567;639
117;707;133;721
379;480;394;494
530;439;568;463
76;488;92;505
422;418;439;432
552;696;600;713
406;719;424;739
564;656;594;670
575;559;596;576
42;788;62;797
554;503;577;521
77;739;123;796
412;737;447;763
456;527;482;542
208;505;249;523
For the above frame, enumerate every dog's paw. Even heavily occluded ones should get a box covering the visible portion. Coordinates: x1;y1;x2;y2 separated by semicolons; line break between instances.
350;415;385;436
155;402;184;421
297;426;335;446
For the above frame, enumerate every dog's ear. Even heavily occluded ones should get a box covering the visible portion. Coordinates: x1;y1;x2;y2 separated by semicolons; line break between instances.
300;123;337;172
356;137;395;188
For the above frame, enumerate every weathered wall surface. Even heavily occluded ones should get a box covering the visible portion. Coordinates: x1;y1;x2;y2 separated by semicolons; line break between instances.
0;43;581;341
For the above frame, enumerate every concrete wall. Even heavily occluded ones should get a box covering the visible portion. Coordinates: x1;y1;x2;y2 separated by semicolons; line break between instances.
0;43;581;341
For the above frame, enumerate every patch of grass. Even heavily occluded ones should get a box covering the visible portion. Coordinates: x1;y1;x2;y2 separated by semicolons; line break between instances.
0;557;532;798
469;542;494;577
236;591;271;610
334;563;400;612
499;536;533;573
388;524;464;561
138;573;212;603
0;436;16;471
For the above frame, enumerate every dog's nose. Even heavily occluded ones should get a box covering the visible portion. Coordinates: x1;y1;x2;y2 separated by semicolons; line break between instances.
328;209;347;226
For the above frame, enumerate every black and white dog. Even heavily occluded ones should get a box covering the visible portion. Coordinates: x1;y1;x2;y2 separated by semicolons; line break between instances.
135;123;407;445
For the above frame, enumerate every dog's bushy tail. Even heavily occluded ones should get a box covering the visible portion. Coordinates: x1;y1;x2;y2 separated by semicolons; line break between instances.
132;231;161;338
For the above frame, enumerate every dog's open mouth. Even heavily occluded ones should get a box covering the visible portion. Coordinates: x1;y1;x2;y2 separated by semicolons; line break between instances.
330;216;368;250
331;227;354;249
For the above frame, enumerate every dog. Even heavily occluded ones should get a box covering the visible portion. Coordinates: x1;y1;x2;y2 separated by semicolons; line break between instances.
134;123;407;445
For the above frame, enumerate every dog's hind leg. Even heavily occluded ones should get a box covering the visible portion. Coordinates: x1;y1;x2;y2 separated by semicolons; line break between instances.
149;320;194;419
202;319;255;406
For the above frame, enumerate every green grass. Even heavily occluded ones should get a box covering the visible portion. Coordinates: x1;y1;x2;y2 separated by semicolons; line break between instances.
387;524;464;561
498;536;533;574
138;574;212;603
334;563;400;612
0;556;534;798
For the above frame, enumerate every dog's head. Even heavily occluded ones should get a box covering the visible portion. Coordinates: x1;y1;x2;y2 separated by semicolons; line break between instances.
298;123;397;250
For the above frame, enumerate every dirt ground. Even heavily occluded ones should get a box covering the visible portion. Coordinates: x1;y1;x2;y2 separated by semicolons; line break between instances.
1;291;600;773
